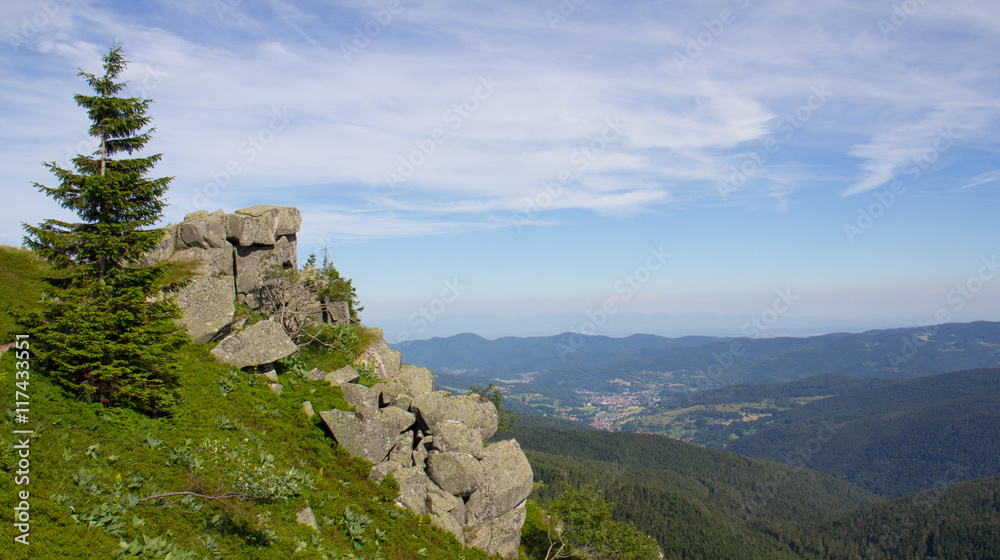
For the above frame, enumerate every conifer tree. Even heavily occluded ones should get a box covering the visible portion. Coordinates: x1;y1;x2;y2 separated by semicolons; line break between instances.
23;42;185;414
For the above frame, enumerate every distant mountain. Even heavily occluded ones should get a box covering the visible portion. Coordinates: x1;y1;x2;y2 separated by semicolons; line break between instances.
723;367;1000;498
394;321;1000;392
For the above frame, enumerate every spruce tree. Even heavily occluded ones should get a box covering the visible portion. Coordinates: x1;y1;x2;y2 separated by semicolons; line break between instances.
23;42;185;414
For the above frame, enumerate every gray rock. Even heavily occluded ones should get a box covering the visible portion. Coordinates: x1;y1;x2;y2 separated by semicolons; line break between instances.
267;383;283;395
172;275;235;343
466;440;533;524
177;213;228;249
433;420;485;458
307;367;326;381
427;484;467;546
393;393;413;412
411;392;499;440
341;383;380;416
234;244;293;296
296;505;318;531
137;228;176;266
412;440;429;470
388;432;414;467
398;364;435;396
319;409;394;464
381;407;416;434
301;401;315;418
370;460;401;483
393;467;430;514
326;365;361;385
168;247;235;277
466;500;527;559
236;205;302;237
360;331;401;381
210;320;297;368
426;451;484;497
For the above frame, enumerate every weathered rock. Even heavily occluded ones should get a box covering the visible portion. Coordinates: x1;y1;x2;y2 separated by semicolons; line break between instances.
234;242;295;297
301;401;315;418
411;392;499;440
412;440;429;470
360;330;401;381
168;247;235;277
397;364;435;396
433;420;485;458
466;501;527;559
381;407;416;434
173;275;235;343
210;320;296;368
137;228;176;266
373;380;407;406
388;432;414;467
296;505;318;531
326;365;360;386
307;367;326;381
466;440;533;524
393;393;413;412
267;383;283;395
393;467;430;514
370;460;401;483
341;383;381;416
427;483;467;546
260;364;279;382
236;205;302;238
319;410;394;464
426;451;484;497
177;212;228;249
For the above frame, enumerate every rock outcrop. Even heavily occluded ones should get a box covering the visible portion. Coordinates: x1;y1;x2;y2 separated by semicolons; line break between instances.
210;319;297;368
149;205;532;557
316;357;532;558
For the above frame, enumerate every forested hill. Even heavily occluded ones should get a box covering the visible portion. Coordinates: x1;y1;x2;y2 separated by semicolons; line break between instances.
724;367;1000;498
395;322;1000;391
502;425;882;559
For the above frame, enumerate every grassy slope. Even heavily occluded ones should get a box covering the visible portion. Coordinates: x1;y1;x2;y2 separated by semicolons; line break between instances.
0;247;493;560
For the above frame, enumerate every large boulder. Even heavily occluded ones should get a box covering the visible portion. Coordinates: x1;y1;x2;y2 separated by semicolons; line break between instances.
466;501;527;559
137;228;176;266
380;407;416;434
210;320;297;368
173;275;235;343
177;210;229;249
411;392;499;440
432;420;485;458
319;409;394;464
466;440;533;524
397;364;435;396
393;467;430;514
340;383;381;416
426;451;484;497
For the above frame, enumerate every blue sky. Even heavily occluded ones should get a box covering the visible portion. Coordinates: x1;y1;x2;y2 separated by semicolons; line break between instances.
2;0;999;341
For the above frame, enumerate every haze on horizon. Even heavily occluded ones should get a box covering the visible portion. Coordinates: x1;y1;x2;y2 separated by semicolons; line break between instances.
3;0;999;342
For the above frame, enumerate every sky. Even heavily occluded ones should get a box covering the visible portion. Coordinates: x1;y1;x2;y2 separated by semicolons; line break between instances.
2;0;999;342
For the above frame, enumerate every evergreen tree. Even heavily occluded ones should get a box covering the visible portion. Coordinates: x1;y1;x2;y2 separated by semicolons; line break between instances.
22;42;185;414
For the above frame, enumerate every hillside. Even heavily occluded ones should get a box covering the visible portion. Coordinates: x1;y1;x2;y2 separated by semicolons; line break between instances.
805;475;1000;559
502;426;882;559
0;245;500;560
723;368;1000;497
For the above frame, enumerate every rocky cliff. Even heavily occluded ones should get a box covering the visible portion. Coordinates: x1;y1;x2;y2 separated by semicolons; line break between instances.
155;206;531;558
